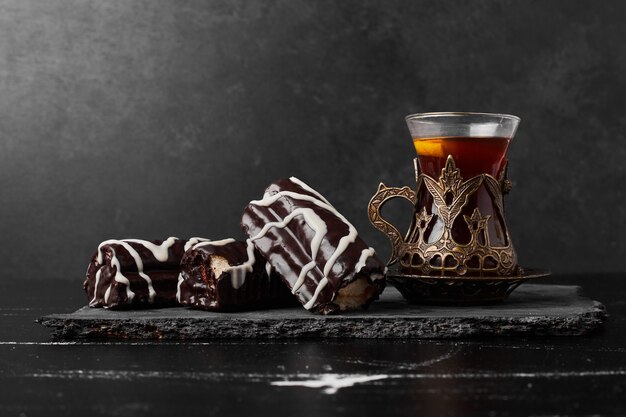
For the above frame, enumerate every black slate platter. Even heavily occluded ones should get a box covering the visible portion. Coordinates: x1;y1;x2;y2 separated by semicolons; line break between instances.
38;284;606;340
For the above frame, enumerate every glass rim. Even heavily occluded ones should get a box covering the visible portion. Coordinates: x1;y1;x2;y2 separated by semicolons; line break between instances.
405;111;521;123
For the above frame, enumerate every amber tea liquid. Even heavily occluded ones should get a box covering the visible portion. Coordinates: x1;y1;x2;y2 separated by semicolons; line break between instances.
412;136;511;256
413;136;510;179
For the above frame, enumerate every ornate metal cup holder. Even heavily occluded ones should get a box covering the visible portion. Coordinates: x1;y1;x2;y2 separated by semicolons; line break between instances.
368;113;551;305
386;268;551;305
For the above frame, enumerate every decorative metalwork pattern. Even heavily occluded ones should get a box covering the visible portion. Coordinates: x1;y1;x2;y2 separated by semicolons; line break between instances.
388;275;523;305
368;155;518;277
386;268;550;305
367;183;416;265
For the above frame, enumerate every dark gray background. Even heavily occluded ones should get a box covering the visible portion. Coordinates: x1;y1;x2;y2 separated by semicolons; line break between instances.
1;0;624;281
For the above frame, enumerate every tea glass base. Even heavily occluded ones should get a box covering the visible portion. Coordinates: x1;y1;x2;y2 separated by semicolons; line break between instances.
387;268;551;305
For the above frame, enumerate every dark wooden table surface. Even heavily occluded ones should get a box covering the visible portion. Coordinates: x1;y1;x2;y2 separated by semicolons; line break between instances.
1;274;624;416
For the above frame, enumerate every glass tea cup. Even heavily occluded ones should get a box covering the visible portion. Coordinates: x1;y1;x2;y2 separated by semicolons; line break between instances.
369;112;520;277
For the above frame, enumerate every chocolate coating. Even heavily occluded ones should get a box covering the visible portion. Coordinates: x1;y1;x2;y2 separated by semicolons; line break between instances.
84;237;206;309
177;239;298;311
241;177;386;314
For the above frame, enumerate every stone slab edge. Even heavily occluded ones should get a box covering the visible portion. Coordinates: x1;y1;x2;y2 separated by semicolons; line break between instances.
37;284;608;340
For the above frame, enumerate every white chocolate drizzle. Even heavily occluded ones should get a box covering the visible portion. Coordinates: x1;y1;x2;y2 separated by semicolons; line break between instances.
249;178;364;310
355;247;376;273
90;269;102;305
355;247;384;280
289;176;332;205
124;237;178;262
188;238;256;289
192;238;235;250
102;247;135;304
225;239;256;289
95;237;181;305
176;272;184;303
304;277;328;310
184;237;211;251
248;208;327;302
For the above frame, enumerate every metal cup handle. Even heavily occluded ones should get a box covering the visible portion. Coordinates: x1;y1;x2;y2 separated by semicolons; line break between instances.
367;183;417;266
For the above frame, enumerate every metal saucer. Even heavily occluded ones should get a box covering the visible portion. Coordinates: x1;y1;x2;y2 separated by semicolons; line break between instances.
386;268;551;305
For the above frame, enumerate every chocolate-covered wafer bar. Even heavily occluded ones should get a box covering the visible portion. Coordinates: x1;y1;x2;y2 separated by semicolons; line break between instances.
241;177;386;314
84;237;209;309
177;238;297;311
